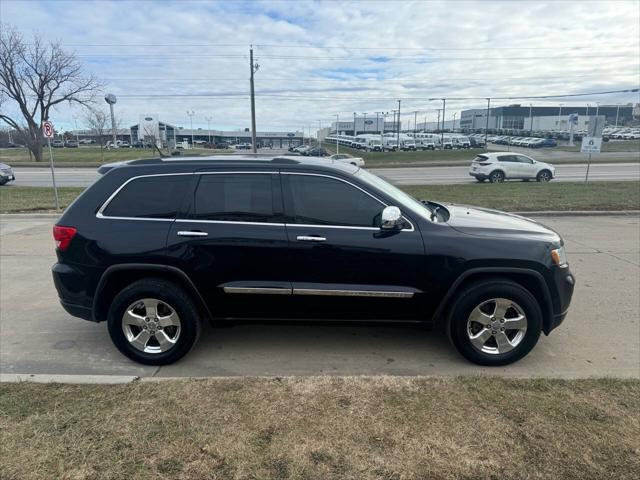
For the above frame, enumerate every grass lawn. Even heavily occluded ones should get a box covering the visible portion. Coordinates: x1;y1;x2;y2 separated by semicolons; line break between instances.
0;146;231;166
1;377;638;480
403;181;640;212
2;182;639;214
0;186;85;213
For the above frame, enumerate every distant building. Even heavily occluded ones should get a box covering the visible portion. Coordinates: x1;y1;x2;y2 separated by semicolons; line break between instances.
459;104;634;133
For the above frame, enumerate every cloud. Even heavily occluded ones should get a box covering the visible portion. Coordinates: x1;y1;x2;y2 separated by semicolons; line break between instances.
1;0;638;132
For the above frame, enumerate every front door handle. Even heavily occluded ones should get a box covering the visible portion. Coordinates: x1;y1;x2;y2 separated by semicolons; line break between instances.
296;235;326;242
177;231;208;237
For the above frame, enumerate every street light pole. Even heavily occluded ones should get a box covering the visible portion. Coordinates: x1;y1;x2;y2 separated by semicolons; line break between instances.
453;112;457;132
335;114;339;154
186;110;195;148
484;98;491;144
528;104;533;136
363;112;367;132
396;99;401;150
615;105;620;127
440;98;446;148
414;111;417;134
205;116;213;144
558;103;563;131
353;112;357;137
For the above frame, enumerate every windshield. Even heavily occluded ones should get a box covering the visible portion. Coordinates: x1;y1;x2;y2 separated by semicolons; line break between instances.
355;169;435;222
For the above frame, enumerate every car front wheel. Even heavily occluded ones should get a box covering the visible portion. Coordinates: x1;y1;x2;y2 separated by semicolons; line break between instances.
107;278;202;365
449;279;542;365
537;170;552;182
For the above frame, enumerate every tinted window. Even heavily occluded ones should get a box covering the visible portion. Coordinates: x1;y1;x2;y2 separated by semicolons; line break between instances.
193;173;278;223
103;175;189;219
515;155;533;164
498;155;517;162
287;175;383;227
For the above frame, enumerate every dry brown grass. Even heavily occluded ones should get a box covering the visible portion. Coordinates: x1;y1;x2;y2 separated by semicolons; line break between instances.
1;376;639;479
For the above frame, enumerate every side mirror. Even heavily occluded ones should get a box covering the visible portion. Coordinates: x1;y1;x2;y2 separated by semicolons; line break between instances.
381;206;403;230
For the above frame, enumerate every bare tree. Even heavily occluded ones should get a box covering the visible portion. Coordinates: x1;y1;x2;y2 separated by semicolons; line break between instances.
0;25;101;161
85;108;109;162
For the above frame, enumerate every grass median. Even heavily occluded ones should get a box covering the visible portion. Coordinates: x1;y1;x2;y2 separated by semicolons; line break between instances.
2;181;638;214
1;377;638;480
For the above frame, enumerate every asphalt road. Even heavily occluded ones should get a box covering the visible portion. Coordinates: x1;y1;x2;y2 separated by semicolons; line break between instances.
7;162;639;187
1;214;638;379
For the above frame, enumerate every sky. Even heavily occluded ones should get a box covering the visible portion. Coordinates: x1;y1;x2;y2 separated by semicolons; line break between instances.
1;0;639;133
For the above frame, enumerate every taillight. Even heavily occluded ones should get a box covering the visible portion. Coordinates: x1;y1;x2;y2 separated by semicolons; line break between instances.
53;225;77;251
475;162;491;166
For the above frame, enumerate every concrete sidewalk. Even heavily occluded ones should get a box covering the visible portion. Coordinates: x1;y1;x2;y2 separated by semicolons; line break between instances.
1;214;638;379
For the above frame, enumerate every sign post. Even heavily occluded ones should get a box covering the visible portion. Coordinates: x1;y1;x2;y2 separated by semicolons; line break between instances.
581;115;604;184
42;121;59;209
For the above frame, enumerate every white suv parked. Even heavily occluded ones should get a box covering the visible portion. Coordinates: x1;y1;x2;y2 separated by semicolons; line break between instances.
469;152;555;183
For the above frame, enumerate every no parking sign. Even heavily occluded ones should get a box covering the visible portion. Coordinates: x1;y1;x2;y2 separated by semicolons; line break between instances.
42;121;54;139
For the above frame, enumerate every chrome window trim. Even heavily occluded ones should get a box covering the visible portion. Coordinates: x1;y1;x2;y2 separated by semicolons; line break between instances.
282;171;415;232
97;170;416;232
96;172;194;221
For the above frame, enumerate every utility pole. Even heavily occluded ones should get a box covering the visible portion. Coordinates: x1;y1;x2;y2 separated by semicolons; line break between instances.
484;98;491;144
396;99;401;150
318;120;322;148
615;105;620;127
441;98;446;148
353;112;357;137
423;114;427;132
363;112;367;132
414;111;417;134
205;116;213;143
453;112;457;131
249;45;259;153
186;110;195;148
436;109;441;132
528;104;533;136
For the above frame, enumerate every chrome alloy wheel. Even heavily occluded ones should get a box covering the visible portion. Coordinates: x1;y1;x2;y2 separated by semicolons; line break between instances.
466;298;527;355
122;298;181;354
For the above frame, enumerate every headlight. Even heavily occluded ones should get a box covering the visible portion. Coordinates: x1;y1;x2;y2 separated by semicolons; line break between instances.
551;246;568;266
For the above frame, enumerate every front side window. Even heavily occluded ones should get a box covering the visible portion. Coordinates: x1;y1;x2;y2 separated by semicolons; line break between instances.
286;175;383;227
193;173;279;223
515;155;533;164
102;175;190;219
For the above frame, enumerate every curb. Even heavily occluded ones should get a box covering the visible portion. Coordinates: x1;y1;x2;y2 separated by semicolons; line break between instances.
0;373;139;384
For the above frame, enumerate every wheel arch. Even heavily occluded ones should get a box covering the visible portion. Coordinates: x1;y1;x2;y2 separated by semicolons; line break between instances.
433;267;554;336
489;168;506;178
92;263;212;323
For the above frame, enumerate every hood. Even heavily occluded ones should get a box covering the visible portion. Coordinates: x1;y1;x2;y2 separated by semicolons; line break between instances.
444;204;561;242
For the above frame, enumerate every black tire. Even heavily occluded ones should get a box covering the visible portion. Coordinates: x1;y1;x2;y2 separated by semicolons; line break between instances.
0;178;8;186
449;279;542;366
489;170;505;183
536;170;552;182
107;278;202;365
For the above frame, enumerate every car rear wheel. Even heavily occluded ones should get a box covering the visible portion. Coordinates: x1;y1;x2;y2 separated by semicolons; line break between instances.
449;279;542;365
537;170;552;182
489;171;505;183
107;278;202;365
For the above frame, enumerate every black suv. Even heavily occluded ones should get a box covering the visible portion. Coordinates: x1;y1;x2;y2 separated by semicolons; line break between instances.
52;156;574;366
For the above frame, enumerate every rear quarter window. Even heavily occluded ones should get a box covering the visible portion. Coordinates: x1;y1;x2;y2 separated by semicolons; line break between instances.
101;175;191;219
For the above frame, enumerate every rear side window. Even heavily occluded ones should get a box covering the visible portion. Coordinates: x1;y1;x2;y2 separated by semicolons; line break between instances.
193;173;279;223
498;155;516;162
102;175;190;219
285;174;383;227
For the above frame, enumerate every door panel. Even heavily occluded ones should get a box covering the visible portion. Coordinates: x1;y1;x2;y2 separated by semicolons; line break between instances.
165;172;292;319
282;173;425;320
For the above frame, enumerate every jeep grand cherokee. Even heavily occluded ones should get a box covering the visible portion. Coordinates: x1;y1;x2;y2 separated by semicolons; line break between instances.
52;156;574;366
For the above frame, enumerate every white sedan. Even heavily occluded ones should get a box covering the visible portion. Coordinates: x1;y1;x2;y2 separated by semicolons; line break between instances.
328;154;365;167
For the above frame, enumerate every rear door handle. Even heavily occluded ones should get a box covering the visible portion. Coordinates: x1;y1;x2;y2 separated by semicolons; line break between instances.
296;235;326;242
177;231;208;237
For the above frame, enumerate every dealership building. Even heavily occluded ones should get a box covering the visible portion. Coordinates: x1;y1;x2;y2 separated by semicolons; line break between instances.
459;104;635;133
331;118;398;136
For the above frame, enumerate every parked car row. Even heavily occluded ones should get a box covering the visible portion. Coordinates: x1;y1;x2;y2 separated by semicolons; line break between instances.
604;128;640;140
486;136;558;148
